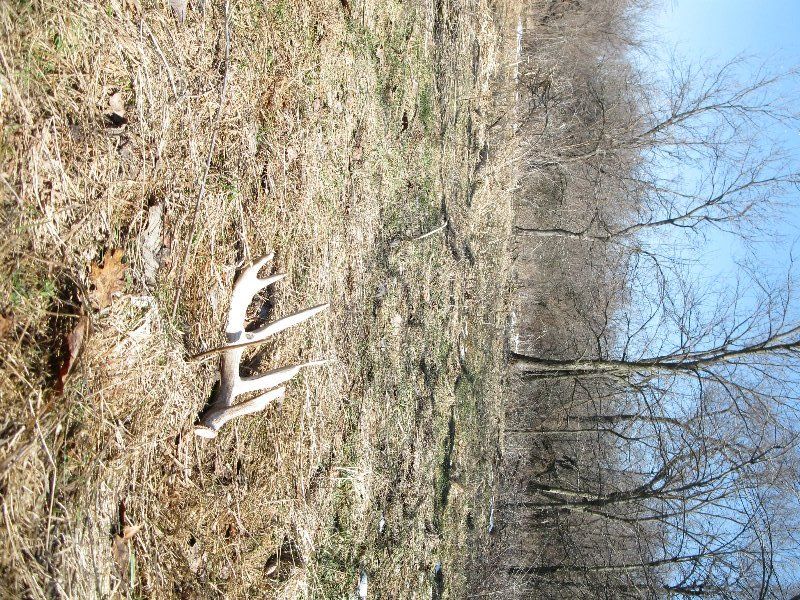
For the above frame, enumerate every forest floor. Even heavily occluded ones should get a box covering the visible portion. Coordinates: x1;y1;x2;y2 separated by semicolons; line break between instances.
0;0;519;597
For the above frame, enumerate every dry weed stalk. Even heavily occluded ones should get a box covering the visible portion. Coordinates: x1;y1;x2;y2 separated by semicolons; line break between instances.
194;253;328;438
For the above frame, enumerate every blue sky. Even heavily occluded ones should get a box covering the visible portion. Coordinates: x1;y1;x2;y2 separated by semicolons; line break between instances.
651;3;800;584
652;1;800;279
655;0;800;62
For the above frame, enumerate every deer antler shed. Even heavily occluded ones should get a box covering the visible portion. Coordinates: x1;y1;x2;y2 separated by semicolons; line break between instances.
194;253;328;438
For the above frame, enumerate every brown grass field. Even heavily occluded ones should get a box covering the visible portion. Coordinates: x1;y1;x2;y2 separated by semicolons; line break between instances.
0;0;520;597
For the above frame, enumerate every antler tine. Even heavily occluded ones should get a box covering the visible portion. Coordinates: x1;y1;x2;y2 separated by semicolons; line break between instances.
227;253;286;337
195;387;286;438
245;303;329;344
237;359;334;395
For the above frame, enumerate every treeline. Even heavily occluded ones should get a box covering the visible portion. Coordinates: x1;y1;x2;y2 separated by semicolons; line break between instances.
488;1;800;598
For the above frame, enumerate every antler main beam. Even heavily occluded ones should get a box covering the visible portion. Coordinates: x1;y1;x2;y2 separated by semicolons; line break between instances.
194;254;328;438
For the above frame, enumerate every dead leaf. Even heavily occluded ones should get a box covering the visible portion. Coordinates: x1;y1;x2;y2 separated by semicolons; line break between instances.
104;92;128;133
140;203;163;287
264;553;279;577
186;536;204;574
169;0;187;23
55;315;90;393
0;314;13;339
122;524;143;540
108;92;125;118
113;534;130;576
113;521;142;583
89;250;127;309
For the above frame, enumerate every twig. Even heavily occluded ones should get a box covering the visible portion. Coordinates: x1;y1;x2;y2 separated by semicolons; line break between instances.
144;21;179;100
172;0;232;319
413;220;448;241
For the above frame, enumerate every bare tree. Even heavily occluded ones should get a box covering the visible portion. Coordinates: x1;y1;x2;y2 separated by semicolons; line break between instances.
500;4;800;600
503;378;799;597
518;57;800;245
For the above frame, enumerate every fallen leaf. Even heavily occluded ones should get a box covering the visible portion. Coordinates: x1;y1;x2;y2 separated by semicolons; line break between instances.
89;250;127;309
122;524;143;540
112;534;130;577
55;315;90;393
108;92;125;118
139;203;163;287
0;314;13;339
105;92;128;131
113;516;143;583
264;553;279;577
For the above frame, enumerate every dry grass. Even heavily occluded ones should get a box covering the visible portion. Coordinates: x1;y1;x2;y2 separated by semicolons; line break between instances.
0;0;520;597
